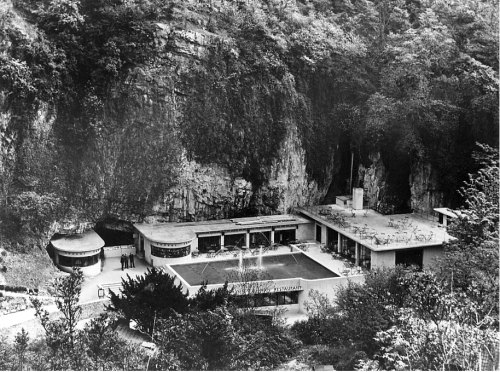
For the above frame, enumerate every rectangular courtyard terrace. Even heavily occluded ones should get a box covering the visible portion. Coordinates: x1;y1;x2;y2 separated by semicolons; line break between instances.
169;253;339;286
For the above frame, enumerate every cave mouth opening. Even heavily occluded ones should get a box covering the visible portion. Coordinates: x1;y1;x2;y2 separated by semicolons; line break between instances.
94;218;134;247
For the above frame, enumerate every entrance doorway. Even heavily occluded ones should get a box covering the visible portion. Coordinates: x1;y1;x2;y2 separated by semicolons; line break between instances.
316;225;322;243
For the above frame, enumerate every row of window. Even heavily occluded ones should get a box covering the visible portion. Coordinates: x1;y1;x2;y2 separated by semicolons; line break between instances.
151;245;190;258
58;253;99;267
233;291;299;308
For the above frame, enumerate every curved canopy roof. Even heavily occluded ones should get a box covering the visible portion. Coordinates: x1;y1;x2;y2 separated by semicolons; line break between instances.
134;214;310;244
51;229;105;253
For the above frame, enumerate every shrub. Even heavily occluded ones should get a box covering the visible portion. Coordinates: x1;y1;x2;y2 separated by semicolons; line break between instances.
0;284;28;293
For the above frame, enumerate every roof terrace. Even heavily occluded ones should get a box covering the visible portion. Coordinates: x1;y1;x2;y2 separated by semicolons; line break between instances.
134;214;311;244
297;205;452;251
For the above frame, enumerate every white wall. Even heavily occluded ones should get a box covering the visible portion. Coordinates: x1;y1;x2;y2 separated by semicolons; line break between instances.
143;238;192;267
144;238;152;264
297;223;315;241
150;255;192;267
103;245;135;258
371;250;395;269
57;261;101;277
422;245;444;269
191;237;199;251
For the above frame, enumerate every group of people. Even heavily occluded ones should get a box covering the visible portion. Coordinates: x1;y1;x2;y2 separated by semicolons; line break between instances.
121;253;135;270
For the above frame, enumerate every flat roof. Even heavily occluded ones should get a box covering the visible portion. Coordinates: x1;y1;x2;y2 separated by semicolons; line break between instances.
169;253;339;286
297;205;452;252
51;229;105;253
433;208;458;218
336;195;351;201
134;214;311;244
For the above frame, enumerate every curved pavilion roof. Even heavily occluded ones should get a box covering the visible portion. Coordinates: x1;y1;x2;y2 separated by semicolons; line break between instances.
134;214;310;244
51;229;105;253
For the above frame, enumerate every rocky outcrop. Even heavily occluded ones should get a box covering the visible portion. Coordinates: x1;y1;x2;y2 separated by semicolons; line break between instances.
360;152;386;210
255;126;331;214
409;161;444;213
152;158;253;222
150;125;330;222
361;153;445;213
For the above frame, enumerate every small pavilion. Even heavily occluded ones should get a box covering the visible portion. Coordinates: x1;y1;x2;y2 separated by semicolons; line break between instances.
50;229;105;276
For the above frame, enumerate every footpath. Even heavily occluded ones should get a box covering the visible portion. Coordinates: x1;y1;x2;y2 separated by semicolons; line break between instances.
0;256;149;341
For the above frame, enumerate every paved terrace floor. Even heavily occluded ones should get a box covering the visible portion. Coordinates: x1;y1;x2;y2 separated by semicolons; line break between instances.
79;256;151;303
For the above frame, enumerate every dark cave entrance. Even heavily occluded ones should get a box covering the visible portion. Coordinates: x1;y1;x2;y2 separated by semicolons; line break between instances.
94;218;134;246
324;138;360;204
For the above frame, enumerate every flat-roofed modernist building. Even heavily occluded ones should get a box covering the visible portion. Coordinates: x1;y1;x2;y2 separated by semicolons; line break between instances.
297;204;452;270
133;214;313;267
50;229;105;276
132;195;454;313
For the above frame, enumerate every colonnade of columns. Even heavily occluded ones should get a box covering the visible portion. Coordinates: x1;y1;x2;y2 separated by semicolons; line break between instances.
226;229;277;248
322;224;362;267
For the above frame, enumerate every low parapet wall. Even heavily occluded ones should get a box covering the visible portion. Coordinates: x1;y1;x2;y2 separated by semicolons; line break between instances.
103;245;136;258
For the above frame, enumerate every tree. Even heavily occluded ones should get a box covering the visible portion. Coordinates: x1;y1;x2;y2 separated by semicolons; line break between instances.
439;143;499;321
368;270;499;371
31;267;85;369
150;304;300;371
333;266;410;353
81;313;147;370
13;328;30;370
151;307;241;371
0;335;14;370
190;281;234;312
225;261;274;311
108;268;189;336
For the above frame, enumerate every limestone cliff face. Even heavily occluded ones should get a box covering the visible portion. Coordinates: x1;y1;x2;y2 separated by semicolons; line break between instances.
409;162;444;213
1;11;334;239
360;152;387;210
152;125;331;223
360;153;444;214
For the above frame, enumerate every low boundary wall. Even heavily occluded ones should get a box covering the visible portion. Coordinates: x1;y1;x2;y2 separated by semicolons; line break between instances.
103;245;136;258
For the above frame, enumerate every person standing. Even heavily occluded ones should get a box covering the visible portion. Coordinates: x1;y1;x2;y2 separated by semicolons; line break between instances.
129;253;135;268
120;254;124;271
124;253;129;269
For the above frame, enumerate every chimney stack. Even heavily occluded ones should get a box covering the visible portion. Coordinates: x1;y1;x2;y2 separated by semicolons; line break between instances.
352;188;364;210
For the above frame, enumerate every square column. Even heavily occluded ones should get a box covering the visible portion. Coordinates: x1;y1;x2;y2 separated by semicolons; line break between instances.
220;234;225;248
337;234;342;253
245;231;250;248
355;242;359;266
270;230;275;244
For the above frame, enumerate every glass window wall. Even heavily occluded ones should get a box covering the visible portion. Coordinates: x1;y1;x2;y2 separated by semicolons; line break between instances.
151;245;190;258
59;253;99;267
